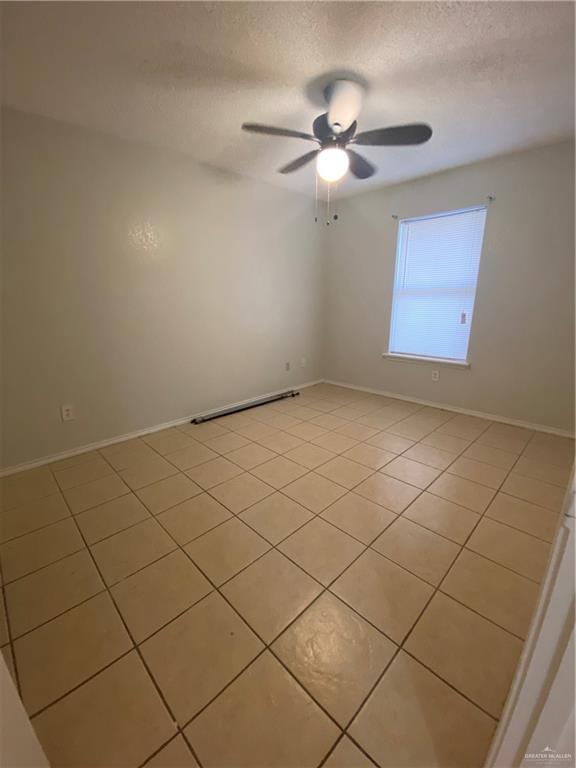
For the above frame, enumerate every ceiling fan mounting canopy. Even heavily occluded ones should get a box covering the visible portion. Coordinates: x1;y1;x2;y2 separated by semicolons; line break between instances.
241;77;432;182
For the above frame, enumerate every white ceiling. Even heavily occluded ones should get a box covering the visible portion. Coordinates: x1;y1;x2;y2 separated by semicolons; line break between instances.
2;1;574;198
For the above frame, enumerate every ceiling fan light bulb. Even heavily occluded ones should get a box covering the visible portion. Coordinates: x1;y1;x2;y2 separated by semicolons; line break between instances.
316;148;349;182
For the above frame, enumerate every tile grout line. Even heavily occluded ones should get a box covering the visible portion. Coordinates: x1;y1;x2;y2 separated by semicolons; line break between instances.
387;430;532;652
1;394;561;524
36;483;207;768
7;429;546;642
124;404;566;546
156;471;509;759
337;423;548;753
316;732;349;768
122;519;355;751
32;452;370;762
297;407;525;754
1;409;553;624
357;431;542;740
0;475;551;598
44;416;428;761
8;582;109;644
0;552;23;696
2;389;570;767
2;405;553;634
13;432;568;756
0;453;556;587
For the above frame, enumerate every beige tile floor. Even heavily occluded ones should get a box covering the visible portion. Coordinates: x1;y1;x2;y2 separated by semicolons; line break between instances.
0;384;573;768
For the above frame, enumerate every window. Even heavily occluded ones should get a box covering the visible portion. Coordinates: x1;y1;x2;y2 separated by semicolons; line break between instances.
387;206;487;364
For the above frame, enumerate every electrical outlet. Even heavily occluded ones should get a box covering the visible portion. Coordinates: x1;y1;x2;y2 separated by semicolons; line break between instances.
300;357;307;368
285;362;291;372
60;404;76;422
431;370;440;382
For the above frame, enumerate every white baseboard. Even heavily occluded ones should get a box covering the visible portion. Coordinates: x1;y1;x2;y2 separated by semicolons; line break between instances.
323;379;575;439
3;377;572;477
0;380;323;478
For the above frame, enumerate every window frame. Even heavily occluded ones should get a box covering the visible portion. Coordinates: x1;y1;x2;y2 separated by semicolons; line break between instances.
384;205;487;367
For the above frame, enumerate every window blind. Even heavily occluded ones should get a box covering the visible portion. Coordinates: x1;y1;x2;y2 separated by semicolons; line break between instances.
388;206;487;362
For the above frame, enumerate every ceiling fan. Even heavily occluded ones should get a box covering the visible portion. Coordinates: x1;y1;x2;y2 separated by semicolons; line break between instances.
242;79;432;183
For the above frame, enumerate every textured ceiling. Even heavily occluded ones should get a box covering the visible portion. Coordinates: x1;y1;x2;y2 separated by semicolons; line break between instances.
1;1;574;198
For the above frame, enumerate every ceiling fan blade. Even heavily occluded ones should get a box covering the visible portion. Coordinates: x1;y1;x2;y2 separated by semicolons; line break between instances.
278;150;319;174
347;149;376;179
354;123;432;146
313;113;332;141
242;123;317;142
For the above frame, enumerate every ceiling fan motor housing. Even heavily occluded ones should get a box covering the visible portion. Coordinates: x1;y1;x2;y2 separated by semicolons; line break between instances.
325;79;365;134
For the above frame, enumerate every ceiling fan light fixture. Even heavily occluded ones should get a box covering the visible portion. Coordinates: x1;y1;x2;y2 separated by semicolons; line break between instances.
316;147;349;182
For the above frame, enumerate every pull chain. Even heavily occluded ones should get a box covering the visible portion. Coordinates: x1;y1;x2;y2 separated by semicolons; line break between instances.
313;177;341;225
332;177;339;222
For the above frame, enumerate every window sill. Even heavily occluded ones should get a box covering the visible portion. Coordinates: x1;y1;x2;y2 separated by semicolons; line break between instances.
382;352;471;369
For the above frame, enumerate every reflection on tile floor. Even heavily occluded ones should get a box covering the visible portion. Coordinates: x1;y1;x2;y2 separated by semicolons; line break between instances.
0;383;573;767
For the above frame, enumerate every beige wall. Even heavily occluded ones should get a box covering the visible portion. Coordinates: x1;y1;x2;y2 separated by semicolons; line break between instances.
324;141;575;432
2;110;573;469
1;109;324;467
